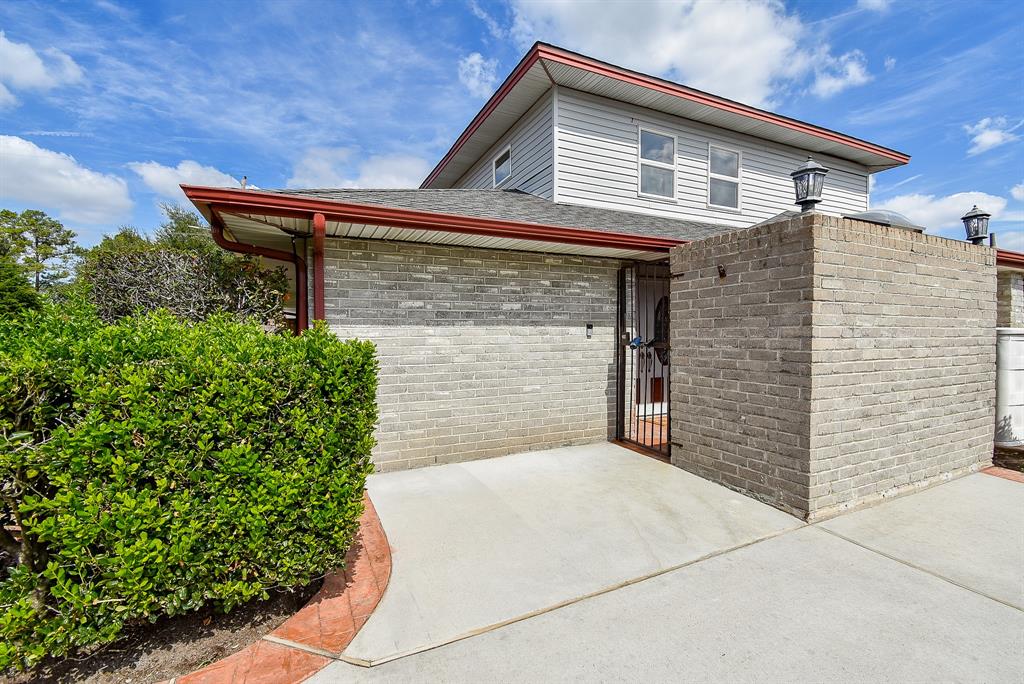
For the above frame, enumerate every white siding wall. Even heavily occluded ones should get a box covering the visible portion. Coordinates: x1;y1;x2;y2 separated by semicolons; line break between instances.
554;88;870;227
452;90;554;199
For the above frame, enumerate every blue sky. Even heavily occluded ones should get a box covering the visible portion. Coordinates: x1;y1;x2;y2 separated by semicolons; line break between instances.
0;0;1021;247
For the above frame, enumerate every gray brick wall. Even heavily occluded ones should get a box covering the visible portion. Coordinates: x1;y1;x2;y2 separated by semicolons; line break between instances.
669;219;815;516
807;215;995;519
997;271;1024;327
670;213;996;520
321;239;619;471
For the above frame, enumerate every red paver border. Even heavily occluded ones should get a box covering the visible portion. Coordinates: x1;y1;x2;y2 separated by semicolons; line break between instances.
982;465;1024;484
168;493;391;684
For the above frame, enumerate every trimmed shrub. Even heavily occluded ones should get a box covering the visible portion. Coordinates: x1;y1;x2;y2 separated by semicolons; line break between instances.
0;301;377;671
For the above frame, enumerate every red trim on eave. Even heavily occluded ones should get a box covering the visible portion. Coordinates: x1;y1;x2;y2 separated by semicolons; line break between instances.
422;43;910;188
182;186;682;253
997;249;1024;269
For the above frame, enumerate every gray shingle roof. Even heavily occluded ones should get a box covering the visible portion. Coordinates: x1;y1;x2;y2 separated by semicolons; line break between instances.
263;188;739;242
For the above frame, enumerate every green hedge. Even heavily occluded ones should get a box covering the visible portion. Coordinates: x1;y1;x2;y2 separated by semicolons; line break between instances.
0;301;378;671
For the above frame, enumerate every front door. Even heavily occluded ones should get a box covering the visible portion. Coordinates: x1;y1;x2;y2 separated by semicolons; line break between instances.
616;262;671;457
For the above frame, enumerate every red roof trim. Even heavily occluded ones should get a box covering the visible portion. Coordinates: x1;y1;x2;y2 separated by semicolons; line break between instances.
182;185;681;253
422;42;910;188
997;249;1024;269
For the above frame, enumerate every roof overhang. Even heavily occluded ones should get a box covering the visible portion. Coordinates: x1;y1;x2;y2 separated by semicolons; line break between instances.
997;249;1024;271
423;43;911;188
181;185;680;261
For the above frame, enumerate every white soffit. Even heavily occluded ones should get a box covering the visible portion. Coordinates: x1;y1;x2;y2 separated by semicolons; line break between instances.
218;212;666;262
542;59;899;170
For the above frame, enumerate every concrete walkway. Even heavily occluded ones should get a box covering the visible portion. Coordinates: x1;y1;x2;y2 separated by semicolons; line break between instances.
312;444;1024;682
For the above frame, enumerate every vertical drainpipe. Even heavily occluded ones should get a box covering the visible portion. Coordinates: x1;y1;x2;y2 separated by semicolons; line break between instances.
312;212;326;322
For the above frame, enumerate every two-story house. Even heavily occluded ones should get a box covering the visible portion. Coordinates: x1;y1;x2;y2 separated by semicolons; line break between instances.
182;42;1013;485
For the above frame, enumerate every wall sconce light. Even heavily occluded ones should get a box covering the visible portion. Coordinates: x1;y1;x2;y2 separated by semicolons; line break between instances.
961;205;991;245
791;156;829;213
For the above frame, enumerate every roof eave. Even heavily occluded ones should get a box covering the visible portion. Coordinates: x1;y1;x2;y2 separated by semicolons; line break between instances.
423;42;910;188
181;185;683;254
997;248;1024;270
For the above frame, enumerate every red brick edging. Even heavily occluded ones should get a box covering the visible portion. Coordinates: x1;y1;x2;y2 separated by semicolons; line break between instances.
170;494;391;684
982;465;1024;484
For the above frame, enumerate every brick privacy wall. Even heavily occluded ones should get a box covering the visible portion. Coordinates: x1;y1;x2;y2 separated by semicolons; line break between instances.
320;238;619;471
996;271;1024;327
670;213;996;520
807;215;995;519
669;219;815;516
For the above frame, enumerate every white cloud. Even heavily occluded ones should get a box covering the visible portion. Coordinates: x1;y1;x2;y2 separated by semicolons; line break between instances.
1012;182;1024;202
0;83;16;109
0;135;132;224
128;160;239;200
873;191;1007;229
871;173;924;197
21;130;92;137
884;56;896;71
508;0;875;107
285;147;353;188
469;0;508;39
811;49;872;98
286;148;431;188
964;117;1022;156
997;231;1024;251
858;0;891;11
0;31;83;108
349;154;433;188
458;52;498;98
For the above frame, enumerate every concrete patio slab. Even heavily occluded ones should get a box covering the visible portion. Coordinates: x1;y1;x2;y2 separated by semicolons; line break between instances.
312;525;1024;683
820;473;1024;609
343;442;802;663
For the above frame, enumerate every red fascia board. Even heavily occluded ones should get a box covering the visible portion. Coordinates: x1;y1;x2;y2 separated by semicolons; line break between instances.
997;248;1024;269
182;185;681;253
422;43;910;188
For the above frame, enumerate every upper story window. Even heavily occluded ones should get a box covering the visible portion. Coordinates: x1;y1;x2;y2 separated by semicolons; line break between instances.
708;145;741;210
638;128;675;199
493;146;512;187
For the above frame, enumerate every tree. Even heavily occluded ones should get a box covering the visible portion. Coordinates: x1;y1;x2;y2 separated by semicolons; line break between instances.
0;209;81;291
78;206;289;328
0;254;40;318
152;203;218;254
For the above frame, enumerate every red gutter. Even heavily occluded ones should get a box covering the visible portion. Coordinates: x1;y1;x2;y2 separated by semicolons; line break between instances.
183;185;682;253
997;249;1024;270
422;42;910;188
209;209;308;333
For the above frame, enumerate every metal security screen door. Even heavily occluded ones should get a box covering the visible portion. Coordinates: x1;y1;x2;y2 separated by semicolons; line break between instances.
616;262;671;457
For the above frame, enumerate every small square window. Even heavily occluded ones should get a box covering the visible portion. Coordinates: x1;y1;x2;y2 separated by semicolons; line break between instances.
493;147;511;187
640;130;674;164
710;147;739;178
710;178;739;208
641;165;674;198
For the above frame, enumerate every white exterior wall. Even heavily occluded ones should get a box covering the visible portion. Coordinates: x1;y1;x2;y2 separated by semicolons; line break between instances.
553;88;870;227
452;90;554;199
